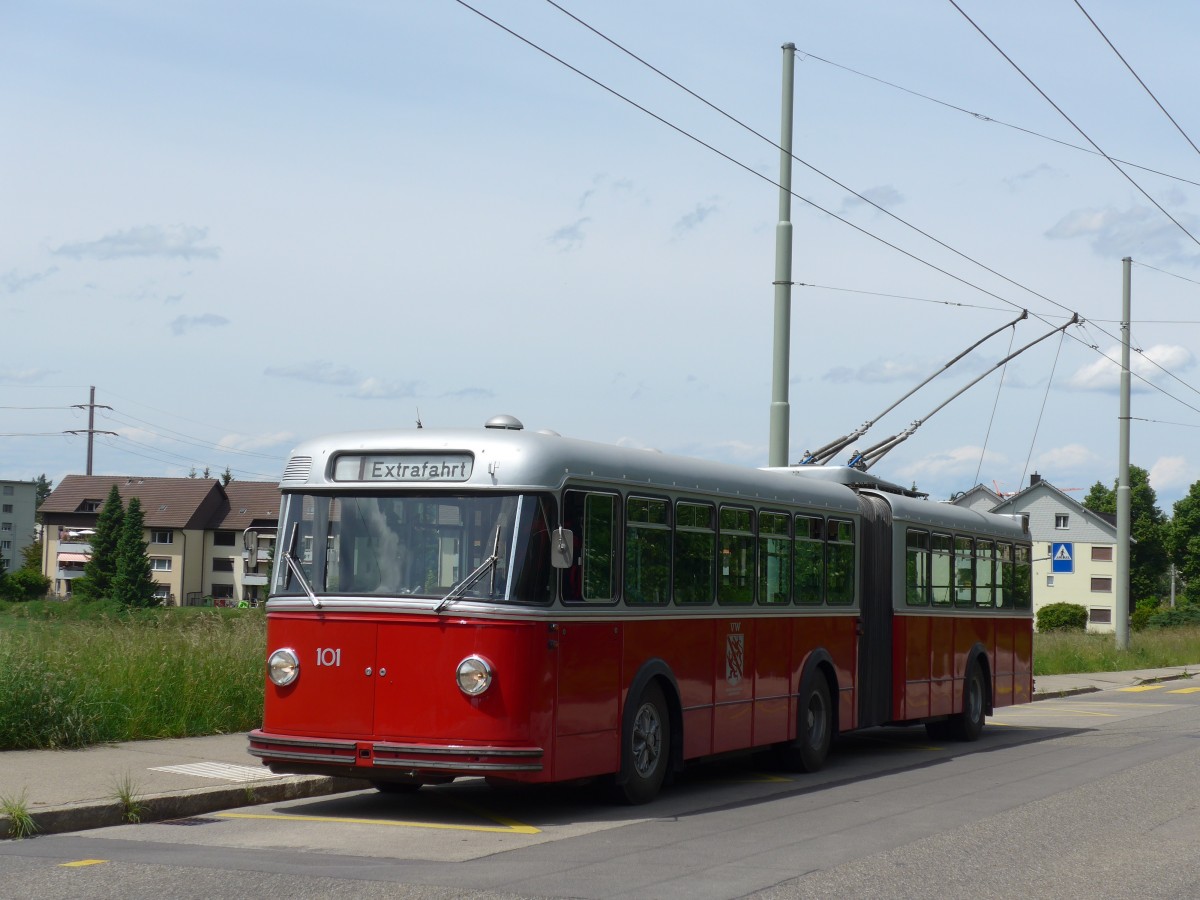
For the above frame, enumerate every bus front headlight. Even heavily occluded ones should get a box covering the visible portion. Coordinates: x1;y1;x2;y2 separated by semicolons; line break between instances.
267;648;300;686
456;655;493;696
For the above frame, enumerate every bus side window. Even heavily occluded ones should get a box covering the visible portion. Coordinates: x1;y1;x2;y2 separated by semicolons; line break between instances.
906;528;930;606
625;496;670;606
826;518;855;606
718;506;754;605
758;511;791;605
675;501;715;605
931;533;953;607
995;542;1013;608
794;515;823;605
975;540;996;608
1014;544;1033;609
954;536;974;608
562;491;618;604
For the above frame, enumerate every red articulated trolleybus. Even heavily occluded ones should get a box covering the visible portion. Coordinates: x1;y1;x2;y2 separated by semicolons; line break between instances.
248;415;1033;803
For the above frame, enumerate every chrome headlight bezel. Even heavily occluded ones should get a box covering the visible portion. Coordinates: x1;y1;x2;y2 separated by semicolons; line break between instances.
456;655;493;696
267;648;300;687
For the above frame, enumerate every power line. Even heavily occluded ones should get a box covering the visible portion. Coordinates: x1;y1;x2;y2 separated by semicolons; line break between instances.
464;0;1200;418
1131;259;1200;288
99;410;286;461
948;0;1200;253
1072;0;1200;160
539;0;1200;410
791;47;1200;190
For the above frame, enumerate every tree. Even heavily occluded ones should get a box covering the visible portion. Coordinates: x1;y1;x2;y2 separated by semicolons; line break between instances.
20;538;42;573
73;484;124;602
113;497;156;607
0;568;50;602
1083;466;1170;602
33;474;53;524
1169;480;1200;606
221;467;233;486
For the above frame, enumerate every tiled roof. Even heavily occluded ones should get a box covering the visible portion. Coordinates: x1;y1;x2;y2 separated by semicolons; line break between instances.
214;481;281;530
40;475;279;530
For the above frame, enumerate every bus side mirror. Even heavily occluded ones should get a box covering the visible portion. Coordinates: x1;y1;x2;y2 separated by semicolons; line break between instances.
551;527;574;569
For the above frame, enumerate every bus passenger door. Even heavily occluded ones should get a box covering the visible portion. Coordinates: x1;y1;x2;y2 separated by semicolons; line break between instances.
554;622;620;781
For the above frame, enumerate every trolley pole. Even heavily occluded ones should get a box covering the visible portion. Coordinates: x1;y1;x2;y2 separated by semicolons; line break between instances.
768;42;796;468
1115;257;1132;650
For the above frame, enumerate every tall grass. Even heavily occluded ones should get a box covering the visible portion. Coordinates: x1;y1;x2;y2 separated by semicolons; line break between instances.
0;601;265;750
1034;626;1200;676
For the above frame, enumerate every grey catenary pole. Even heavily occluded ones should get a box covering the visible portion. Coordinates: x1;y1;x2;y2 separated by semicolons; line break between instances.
768;43;796;468
1115;257;1132;649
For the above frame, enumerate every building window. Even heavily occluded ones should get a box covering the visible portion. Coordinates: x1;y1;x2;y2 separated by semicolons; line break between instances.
150;557;172;572
80;500;101;512
1091;546;1113;562
1055;514;1069;529
1;540;11;551
1091;576;1113;593
2;504;11;513
1089;608;1112;625
213;531;236;546
0;522;10;531
2;486;12;495
212;585;235;600
212;558;235;573
151;530;173;544
153;585;170;600
1046;574;1054;587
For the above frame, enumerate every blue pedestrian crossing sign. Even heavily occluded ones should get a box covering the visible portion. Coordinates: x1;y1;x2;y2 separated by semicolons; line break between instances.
1052;542;1074;574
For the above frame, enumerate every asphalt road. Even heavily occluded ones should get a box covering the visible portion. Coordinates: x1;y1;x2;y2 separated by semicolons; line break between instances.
3;685;1200;899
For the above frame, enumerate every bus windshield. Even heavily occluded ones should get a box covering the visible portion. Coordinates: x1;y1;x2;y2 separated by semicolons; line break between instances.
275;492;554;604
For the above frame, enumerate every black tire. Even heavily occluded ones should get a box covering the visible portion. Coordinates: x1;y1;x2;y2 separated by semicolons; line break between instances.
371;780;421;795
950;660;987;742
782;671;833;772
926;660;987;743
614;681;670;805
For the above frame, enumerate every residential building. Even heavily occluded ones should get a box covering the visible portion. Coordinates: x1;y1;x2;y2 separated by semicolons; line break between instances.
954;473;1122;632
0;479;38;574
39;475;279;605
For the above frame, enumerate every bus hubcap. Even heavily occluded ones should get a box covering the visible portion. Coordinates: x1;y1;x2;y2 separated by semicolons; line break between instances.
632;702;662;777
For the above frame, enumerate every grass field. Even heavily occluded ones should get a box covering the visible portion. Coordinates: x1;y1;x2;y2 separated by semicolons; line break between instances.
2;600;1197;750
0;600;265;750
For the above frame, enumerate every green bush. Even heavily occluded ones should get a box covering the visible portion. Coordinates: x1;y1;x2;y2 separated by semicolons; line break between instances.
1145;605;1200;629
1037;602;1088;632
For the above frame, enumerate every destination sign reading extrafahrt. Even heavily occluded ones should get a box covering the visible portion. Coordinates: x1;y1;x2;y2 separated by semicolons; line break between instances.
333;453;474;482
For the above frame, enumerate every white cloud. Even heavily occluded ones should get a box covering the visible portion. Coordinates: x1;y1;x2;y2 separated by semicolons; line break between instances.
1046;204;1200;264
548;217;590;252
1149;456;1196;495
0;368;56;383
217;431;295;453
170;313;230;335
672;200;719;237
896;445;1006;481
265;361;360;386
2;266;59;293
1032;443;1101;473
54;225;221;261
823;358;925;384
840;184;904;214
1067;344;1195;391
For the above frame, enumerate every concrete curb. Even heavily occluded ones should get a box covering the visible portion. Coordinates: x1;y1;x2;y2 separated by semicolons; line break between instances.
2;774;365;840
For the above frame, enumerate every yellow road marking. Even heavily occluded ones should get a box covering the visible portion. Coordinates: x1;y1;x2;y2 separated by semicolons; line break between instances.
59;860;107;868
218;808;540;835
1119;685;1165;692
1168;687;1200;694
1000;707;1117;717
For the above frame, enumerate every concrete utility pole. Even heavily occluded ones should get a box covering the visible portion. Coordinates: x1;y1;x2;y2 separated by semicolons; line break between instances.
66;385;115;476
1115;258;1132;650
768;42;796;468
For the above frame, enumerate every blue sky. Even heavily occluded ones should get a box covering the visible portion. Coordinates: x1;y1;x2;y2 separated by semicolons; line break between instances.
3;1;1199;509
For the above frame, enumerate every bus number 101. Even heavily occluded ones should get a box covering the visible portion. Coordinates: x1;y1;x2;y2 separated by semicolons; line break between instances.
316;647;342;667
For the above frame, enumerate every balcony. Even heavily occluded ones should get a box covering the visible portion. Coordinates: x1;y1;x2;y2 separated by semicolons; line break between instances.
58;542;93;555
242;573;269;586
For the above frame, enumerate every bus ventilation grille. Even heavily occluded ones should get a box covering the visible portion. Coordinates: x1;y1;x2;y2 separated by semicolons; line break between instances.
281;456;312;484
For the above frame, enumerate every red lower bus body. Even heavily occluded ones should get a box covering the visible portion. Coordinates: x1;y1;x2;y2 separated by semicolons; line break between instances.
249;610;1032;785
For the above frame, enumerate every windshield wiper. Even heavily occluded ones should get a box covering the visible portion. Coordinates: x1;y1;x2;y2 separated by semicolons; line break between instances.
435;525;502;614
282;522;321;609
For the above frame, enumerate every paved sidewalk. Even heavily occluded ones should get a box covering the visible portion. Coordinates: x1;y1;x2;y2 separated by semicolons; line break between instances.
2;665;1196;838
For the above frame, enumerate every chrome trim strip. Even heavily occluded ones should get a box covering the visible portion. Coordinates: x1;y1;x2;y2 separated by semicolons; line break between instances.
372;758;543;773
247;748;356;765
374;742;542;758
248;733;356;751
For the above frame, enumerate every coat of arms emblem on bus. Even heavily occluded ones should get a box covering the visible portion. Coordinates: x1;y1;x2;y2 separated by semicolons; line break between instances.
725;630;744;686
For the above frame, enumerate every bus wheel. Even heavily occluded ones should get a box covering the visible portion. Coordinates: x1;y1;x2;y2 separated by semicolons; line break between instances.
371;780;421;794
615;681;670;804
950;660;987;742
783;672;832;772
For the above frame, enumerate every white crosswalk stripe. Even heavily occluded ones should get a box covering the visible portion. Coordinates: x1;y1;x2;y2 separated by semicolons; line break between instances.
149;762;283;782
